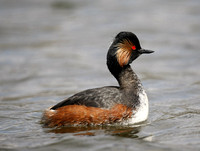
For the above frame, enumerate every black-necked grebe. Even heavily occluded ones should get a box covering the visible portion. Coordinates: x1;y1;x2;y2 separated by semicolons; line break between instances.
42;32;154;127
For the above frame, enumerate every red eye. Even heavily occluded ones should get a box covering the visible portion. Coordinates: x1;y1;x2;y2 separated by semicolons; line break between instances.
132;45;136;50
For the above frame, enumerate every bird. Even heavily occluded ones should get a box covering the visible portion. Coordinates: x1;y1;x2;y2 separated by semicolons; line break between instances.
42;31;154;127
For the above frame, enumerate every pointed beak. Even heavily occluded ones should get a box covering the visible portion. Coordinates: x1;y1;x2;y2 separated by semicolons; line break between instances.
138;48;154;54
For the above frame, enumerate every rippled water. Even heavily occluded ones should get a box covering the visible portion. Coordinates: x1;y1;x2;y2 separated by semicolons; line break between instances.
0;0;200;151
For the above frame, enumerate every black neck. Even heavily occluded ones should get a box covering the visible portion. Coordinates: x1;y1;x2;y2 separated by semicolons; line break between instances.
107;60;143;107
117;65;142;89
107;58;142;92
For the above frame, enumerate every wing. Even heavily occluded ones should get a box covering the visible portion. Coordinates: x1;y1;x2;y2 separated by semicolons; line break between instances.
51;86;122;110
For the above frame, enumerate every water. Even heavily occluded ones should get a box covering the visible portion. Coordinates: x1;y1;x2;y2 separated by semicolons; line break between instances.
0;0;200;150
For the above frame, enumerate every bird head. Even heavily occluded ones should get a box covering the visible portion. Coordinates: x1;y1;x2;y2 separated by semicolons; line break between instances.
107;32;154;67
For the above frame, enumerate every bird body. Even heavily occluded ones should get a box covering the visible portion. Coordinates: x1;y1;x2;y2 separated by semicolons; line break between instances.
42;32;154;127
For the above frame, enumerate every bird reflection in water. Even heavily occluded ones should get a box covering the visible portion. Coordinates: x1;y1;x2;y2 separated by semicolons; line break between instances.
45;122;148;138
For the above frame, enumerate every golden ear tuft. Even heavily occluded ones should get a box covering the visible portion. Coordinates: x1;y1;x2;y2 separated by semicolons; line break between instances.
115;39;134;67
